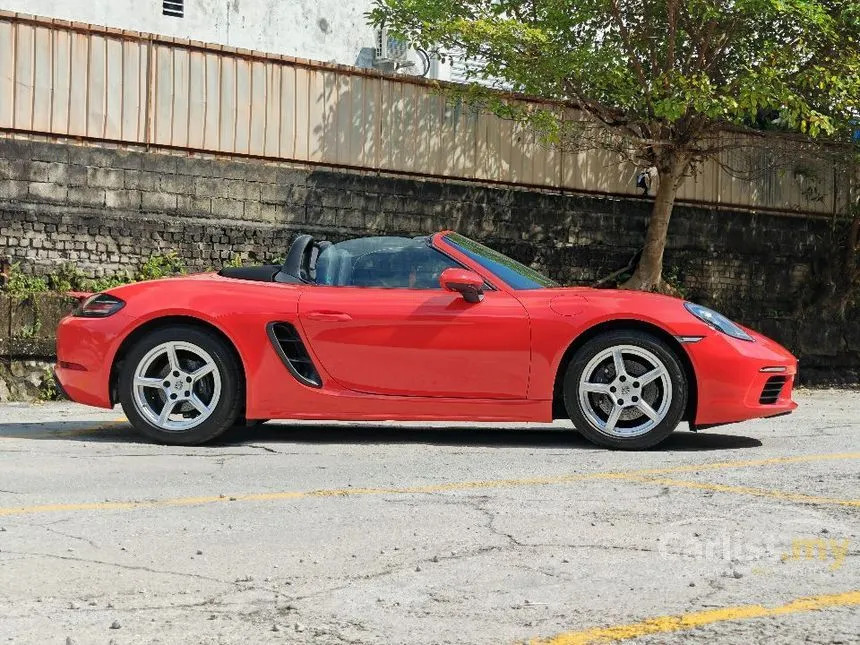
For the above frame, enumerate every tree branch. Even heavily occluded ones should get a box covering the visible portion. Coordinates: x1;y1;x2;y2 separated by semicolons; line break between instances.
608;0;654;117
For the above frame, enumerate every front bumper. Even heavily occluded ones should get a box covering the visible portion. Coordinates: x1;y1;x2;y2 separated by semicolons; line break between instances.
685;330;798;427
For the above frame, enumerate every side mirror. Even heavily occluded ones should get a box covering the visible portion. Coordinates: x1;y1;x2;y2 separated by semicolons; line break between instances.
440;268;484;303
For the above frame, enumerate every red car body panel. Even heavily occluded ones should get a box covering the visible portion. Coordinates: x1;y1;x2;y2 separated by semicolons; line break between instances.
298;287;531;398
55;232;798;427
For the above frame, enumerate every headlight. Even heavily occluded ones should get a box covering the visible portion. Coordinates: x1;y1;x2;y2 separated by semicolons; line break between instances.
74;294;125;318
684;302;753;342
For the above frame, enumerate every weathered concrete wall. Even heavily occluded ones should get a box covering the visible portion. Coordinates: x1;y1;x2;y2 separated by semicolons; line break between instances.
0;359;55;402
0;1;379;69
0;293;71;401
0;293;72;357
0;137;858;386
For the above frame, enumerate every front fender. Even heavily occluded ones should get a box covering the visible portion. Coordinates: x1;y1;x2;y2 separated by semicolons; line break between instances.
517;289;708;400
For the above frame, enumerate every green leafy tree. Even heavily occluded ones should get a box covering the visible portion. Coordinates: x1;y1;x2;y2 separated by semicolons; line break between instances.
370;0;860;291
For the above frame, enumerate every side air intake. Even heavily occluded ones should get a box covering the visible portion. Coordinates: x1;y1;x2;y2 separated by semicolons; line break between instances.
267;322;322;388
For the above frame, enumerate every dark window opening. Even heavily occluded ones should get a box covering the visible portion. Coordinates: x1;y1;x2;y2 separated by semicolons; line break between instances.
163;0;184;18
315;237;461;289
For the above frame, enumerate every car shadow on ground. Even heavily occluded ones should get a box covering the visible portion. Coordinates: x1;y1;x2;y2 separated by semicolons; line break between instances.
0;420;129;441
222;424;763;451
0;420;763;451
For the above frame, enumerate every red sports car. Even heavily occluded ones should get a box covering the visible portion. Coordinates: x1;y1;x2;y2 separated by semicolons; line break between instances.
55;232;798;449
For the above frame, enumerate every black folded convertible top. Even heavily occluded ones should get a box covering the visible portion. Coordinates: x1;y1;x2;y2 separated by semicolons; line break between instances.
218;265;280;282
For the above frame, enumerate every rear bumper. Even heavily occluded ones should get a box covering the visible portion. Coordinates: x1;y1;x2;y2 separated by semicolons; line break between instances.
54;361;112;408
54;315;117;409
687;331;798;427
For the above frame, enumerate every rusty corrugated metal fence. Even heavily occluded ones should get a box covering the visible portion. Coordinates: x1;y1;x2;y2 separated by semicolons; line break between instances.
0;11;850;215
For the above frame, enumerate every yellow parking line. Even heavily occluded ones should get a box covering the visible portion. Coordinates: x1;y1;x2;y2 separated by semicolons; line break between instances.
528;589;860;645
0;452;857;518
624;475;860;508
0;474;626;517
628;452;860;475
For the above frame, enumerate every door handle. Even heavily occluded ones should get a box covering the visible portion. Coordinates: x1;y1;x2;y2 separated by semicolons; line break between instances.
305;311;353;322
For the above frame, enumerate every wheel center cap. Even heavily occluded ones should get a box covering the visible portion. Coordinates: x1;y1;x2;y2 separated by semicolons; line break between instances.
621;384;631;395
174;381;184;390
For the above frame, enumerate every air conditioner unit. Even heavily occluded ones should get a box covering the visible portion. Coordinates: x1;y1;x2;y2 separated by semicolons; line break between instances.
373;27;414;73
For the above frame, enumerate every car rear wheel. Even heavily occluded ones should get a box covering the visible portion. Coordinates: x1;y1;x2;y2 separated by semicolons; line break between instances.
563;330;687;450
118;325;243;445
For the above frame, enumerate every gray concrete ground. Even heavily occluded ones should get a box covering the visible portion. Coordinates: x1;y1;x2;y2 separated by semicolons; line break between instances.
0;390;858;645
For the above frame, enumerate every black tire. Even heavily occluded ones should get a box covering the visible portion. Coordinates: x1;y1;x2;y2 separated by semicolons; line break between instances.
118;325;243;445
563;330;687;450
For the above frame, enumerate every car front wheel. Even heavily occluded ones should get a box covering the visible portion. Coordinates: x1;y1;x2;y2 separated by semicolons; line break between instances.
118;325;243;445
563;330;687;450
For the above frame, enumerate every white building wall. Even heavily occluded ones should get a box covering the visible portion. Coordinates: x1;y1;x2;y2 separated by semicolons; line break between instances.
0;0;379;67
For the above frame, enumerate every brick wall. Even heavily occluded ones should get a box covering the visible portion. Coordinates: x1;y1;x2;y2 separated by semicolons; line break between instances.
1;137;857;383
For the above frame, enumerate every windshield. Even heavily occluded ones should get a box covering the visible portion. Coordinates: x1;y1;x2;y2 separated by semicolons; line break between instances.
442;233;559;290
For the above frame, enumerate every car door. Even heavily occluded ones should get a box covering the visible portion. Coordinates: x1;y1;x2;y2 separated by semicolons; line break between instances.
296;240;531;399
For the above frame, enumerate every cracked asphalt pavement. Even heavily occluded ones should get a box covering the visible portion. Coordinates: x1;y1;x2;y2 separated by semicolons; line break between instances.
0;389;858;644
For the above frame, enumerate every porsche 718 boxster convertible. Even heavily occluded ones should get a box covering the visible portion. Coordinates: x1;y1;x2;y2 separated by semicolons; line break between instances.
55;231;798;449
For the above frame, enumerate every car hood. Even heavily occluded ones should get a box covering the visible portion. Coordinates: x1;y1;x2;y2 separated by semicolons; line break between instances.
540;286;686;306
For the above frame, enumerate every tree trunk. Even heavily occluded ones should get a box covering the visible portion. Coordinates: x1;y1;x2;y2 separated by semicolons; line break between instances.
830;211;860;319
622;155;687;292
812;172;859;320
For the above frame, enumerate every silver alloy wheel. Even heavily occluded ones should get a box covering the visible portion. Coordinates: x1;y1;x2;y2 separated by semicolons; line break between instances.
578;344;672;438
131;341;222;433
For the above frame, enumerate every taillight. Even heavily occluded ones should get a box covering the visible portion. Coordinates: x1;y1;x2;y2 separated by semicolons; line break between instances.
74;294;125;318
